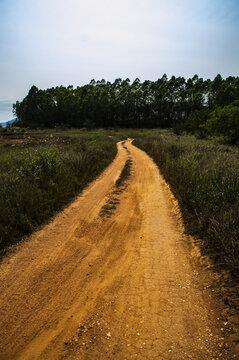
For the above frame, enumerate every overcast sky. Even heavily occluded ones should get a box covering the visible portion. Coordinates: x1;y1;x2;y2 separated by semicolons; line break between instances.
0;0;239;122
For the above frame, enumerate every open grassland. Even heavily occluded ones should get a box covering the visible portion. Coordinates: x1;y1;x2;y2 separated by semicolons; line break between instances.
1;127;239;282
134;130;239;278
0;129;124;255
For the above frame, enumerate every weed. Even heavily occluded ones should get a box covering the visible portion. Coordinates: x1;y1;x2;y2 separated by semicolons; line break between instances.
134;130;239;278
0;130;120;256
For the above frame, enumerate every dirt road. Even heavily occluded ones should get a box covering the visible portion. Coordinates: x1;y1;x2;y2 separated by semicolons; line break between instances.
0;140;236;359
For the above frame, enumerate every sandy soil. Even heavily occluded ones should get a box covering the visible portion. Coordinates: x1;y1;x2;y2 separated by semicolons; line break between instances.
0;137;25;144
0;140;237;359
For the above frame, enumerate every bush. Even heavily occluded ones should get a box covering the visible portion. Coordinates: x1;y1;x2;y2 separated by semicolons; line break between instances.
0;130;117;254
203;105;239;145
134;131;239;276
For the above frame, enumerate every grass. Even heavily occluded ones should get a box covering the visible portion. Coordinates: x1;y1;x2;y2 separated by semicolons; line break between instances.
99;152;133;218
133;130;239;278
0;129;125;256
2;126;239;281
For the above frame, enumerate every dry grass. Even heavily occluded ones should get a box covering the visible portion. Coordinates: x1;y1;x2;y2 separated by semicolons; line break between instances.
0;129;120;255
134;130;239;278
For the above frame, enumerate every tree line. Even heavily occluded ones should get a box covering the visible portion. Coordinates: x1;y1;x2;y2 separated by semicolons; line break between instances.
13;74;239;144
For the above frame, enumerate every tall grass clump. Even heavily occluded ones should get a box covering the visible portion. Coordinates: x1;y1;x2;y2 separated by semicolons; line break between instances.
0;130;118;254
134;131;239;277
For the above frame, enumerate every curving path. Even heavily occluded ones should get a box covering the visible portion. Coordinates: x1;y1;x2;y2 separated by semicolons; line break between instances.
0;140;234;359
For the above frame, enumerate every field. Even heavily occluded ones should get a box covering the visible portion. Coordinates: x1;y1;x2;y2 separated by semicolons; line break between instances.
0;129;239;358
1;127;239;275
1;127;238;279
134;130;239;277
0;128;125;255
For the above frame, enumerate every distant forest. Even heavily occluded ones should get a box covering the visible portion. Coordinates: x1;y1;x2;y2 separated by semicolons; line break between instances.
13;74;239;144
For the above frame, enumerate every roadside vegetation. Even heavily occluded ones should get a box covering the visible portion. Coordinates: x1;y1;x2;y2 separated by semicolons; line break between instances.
1;124;239;282
0;129;121;255
134;130;239;278
2;73;239;278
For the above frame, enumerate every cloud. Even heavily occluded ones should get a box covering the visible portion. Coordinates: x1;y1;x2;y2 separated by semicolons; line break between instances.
0;101;13;111
0;0;238;103
0;101;14;122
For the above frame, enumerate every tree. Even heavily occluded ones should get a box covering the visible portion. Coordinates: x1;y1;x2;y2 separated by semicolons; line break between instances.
12;75;239;138
204;105;239;144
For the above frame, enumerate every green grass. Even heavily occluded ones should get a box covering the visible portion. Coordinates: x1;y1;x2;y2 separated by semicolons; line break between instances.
133;130;239;277
0;129;125;255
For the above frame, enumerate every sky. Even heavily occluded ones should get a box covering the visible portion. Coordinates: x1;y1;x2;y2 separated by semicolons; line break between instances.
0;0;239;122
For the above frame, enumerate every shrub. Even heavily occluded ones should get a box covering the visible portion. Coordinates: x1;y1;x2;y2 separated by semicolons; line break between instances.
134;131;239;276
0;130;117;254
203;105;239;145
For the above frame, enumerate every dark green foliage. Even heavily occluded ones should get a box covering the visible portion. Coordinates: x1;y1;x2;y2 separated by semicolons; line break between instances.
134;131;239;276
203;105;239;145
0;130;117;254
13;75;239;142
